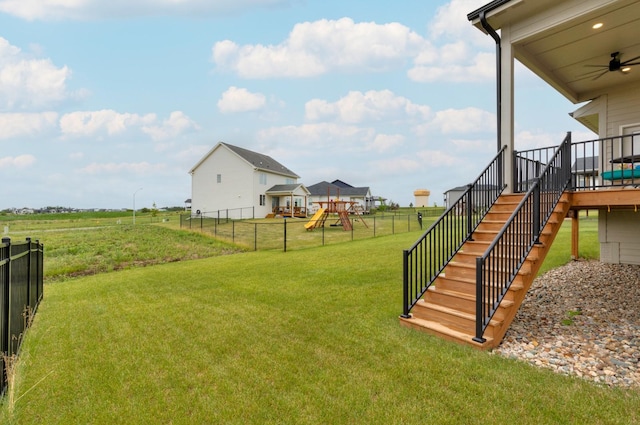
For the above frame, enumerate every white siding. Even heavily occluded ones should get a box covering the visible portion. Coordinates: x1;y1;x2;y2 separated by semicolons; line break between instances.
598;210;640;265
191;144;299;218
191;146;254;216
596;83;640;265
606;85;640;137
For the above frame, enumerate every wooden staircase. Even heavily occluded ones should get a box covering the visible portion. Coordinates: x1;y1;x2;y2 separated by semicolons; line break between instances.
399;192;571;349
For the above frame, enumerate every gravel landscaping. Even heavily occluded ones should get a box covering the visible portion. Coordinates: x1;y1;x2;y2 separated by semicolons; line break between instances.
493;260;640;389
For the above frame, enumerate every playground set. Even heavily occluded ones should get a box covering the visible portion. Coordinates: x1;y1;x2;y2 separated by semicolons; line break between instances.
304;189;368;231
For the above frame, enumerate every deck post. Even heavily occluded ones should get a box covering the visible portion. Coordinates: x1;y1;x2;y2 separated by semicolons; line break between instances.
401;250;411;318
473;256;486;343
533;179;541;244
570;210;579;260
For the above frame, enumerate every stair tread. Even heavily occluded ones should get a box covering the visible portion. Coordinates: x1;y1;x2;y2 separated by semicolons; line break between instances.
415;299;503;326
400;316;494;347
447;261;532;275
437;275;524;291
427;286;515;308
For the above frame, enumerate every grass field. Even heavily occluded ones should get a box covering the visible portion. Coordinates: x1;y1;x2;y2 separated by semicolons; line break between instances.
2;211;637;424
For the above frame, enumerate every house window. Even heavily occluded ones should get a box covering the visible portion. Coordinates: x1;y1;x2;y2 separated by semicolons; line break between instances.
259;194;266;206
286;178;295;184
217;174;221;183
259;173;267;185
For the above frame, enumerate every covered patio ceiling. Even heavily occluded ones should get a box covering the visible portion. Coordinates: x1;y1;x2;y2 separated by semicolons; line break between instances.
469;0;640;104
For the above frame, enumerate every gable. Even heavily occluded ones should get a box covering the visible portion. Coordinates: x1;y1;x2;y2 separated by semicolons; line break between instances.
190;142;299;178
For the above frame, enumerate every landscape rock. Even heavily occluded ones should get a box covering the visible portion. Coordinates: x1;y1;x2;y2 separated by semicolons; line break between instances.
492;260;640;389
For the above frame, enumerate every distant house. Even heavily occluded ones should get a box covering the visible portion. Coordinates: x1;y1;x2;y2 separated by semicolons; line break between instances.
306;180;373;213
572;156;599;189
444;184;500;210
189;142;309;219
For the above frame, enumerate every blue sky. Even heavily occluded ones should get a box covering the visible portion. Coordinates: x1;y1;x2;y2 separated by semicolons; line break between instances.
0;0;595;210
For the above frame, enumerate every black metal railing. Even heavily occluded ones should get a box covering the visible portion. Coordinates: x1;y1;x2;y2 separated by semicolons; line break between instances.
1;237;44;397
568;134;640;190
473;133;572;343
401;146;507;318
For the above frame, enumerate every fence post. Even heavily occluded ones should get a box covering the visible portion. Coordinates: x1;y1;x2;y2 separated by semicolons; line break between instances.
351;219;354;241
473;256;487;343
401;250;410;318
232;221;235;244
36;239;43;304
373;216;376;237
254;223;257;251
283;219;287;252
392;215;395;234
2;237;11;360
533;179;541;244
466;184;473;236
26;237;32;318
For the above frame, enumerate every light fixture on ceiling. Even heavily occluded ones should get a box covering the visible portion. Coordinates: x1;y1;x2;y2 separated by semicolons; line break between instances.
584;52;640;80
592;22;604;29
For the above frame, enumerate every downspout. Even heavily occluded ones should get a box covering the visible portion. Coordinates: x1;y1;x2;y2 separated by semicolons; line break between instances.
479;11;501;152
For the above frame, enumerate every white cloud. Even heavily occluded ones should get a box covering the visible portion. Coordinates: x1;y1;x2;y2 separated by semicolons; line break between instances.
429;0;490;46
217;86;266;113
305;90;431;124
0;37;79;110
370;157;422;175
407;0;496;84
0;0;291;21
0;154;36;169
514;130;568;151
0;112;58;139
418;107;495;135
77;161;167;175
257;122;375;151
213;17;429;78
60;109;156;137
142;111;200;141
370;134;404;153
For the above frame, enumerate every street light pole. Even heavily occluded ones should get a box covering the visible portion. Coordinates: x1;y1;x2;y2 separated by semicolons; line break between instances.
133;187;143;224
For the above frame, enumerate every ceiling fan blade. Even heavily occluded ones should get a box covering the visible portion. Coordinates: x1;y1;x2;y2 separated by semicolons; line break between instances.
622;61;640;66
584;64;608;68
592;70;608;80
621;55;640;65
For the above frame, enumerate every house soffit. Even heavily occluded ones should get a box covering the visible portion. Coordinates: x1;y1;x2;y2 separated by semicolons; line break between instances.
471;0;640;104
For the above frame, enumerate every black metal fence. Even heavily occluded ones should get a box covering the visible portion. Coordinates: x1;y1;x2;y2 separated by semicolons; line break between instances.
401;146;507;318
1;237;44;397
181;209;444;252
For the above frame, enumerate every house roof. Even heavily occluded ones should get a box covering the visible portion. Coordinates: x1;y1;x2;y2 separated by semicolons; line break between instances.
189;142;299;178
468;0;640;104
331;179;353;188
572;156;599;174
445;184;499;194
266;184;310;196
307;181;370;197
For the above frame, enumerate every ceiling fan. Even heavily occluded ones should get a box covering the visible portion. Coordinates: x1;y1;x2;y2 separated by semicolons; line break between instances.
585;52;640;80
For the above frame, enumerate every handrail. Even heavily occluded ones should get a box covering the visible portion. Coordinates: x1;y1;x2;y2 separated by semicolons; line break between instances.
473;133;572;343
402;146;507;318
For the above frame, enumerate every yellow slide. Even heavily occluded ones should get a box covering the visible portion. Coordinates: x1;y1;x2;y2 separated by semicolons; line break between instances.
304;208;326;230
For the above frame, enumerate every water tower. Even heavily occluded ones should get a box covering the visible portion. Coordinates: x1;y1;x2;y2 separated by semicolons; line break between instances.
413;189;430;207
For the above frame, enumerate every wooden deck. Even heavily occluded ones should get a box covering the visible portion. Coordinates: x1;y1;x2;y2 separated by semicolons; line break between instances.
272;206;308;218
567;187;640;210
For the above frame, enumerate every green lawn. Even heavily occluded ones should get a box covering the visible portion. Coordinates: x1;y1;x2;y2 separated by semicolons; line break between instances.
2;214;638;424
